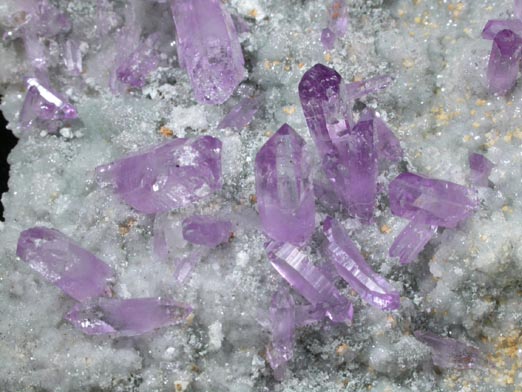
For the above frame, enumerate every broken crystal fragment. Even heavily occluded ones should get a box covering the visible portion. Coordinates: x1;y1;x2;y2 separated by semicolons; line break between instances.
469;153;495;187
414;331;484;369
65;297;192;336
170;0;245;104
16;227;113;302
389;217;437;265
389;173;478;228
182;215;232;248
255;124;315;245
322;217;400;310
218;96;261;130
265;241;353;323
96;136;222;214
487;29;522;95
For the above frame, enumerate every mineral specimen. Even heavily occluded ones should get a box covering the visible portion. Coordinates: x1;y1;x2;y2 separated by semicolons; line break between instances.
170;0;245;104
389;217;437;265
182;215;232;248
95;136;222;214
65;297;192;336
218;96;261;130
469;153;495;187
255;124;315;245
322;217;400;310
487;29;522;95
16;227;113;302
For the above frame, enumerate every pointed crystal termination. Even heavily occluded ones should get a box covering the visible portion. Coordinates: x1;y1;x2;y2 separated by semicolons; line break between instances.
322;217;400;311
389;173;478;229
96;136;222;214
16;227;113;302
65;297;192;336
182;215;232;248
320;0;349;50
360;109;403;163
20;77;78;130
414;331;484;369
487;29;522;95
170;0;245;104
255;124;315;245
469;153;495;187
482;20;522;40
389;216;437;265
266;287;296;381
218;96;261;130
265;241;353;323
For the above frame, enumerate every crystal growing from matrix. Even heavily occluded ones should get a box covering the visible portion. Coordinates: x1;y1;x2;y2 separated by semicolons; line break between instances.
218;96;261;130
16;227;113;302
255;124;315;245
469;153;494;187
170;0;245;104
96;136;222;214
389;217;437;265
182;215;232;248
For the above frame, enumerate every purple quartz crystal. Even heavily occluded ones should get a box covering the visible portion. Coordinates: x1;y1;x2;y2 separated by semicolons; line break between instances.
321;28;336;50
345;75;393;101
516;0;522;20
469;153;495;187
115;34;160;89
65;297;192;336
360;109;403;163
182;215;232;248
487;29;522;95
170;0;245;104
482;19;522;40
322;217;400;310
265;241;353;323
389;173;478;228
62;39;83;75
414;331;484;369
389;217;437;265
255;124;316;245
96;136;222;214
173;248;208;283
16;227;113;302
321;1;349;50
218;96;261;130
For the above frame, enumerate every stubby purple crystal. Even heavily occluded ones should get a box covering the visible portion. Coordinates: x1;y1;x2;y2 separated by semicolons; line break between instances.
115;34;160;89
389;217;437;265
487;29;522;95
516;0;522;20
170;0;245;104
322;217;400;311
320;0;349;50
414;331;484;369
255;124;315;245
182;215;232;248
96;136;222;214
360;109;403;163
469;153;495;187
389;173;478;229
16;227;113;302
65;297;192;336
265;241;353;323
218;96;261;130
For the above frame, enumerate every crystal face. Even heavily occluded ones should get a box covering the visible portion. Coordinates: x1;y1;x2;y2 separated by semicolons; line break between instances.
65;297;192;336
182;215;232;248
16;227;113;302
255;124;315;245
96;136;222;214
322;217;400;310
218;96;261;130
469;153;495;187
487;29;522;95
170;0;245;104
389;217;437;265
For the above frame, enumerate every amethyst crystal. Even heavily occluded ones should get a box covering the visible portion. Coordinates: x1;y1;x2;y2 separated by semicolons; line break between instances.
65;297;192;336
482;20;522;40
62;39;83;76
218;96;261;130
170;0;245;104
469;153;495;187
265;241;353;323
255;124;315;245
182;215;232;248
345;75;392;101
389;217;437;265
487;29;522;95
320;0;349;50
173;248;208;283
322;217;400;310
115;34;160;89
414;331;484;369
389;173;478;229
16;227;113;302
516;0;522;20
96;136;222;214
360;109;402;163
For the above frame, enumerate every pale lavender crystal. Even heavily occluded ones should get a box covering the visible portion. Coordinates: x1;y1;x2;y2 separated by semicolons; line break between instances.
65;297;192;336
469;153;495;187
487;29;522;95
516;0;522;20
345;75;393;101
16;227;113;302
360;109;403;163
321;0;349;50
62;39;83;75
96;136;222;214
255;124;315;245
321;28;336;50
265;241;353;323
322;217;400;310
170;0;245;104
389;217;437;265
389;173;478;228
173;248;208;283
115;34;160;89
218;96;261;130
414;331;484;369
182;215;232;247
482;19;522;40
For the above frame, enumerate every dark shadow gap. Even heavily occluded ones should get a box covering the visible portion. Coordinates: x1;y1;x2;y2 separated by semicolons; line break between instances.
0;99;18;221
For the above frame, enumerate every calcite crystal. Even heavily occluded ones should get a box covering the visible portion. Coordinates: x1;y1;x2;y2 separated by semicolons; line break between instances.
65;298;192;336
170;0;245;104
469;153;495;187
182;215;232;248
265;241;353;323
16;227;113;302
322;217;400;310
389;217;437;265
96;136;222;214
255;124;315;245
